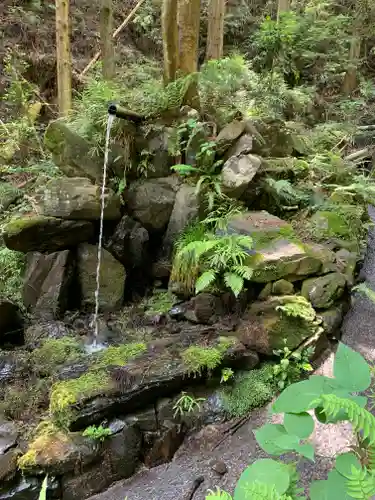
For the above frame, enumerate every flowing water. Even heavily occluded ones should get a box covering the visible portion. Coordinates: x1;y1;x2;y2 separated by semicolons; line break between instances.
91;113;115;345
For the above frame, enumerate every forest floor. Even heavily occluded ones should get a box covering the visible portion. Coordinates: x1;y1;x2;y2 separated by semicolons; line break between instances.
86;220;375;500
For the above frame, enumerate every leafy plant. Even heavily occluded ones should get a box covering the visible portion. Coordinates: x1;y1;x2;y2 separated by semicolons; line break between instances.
173;392;206;418
0;247;25;305
220;368;234;384
175;230;254;297
206;487;233;499
38;476;48;500
270;340;314;391
225;343;375;499
82;425;112;442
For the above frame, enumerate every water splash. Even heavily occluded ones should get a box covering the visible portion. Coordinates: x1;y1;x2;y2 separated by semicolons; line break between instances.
92;113;115;343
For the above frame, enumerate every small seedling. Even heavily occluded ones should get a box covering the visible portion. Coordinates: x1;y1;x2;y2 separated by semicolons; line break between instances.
220;367;234;384
173;392;206;418
82;424;112;442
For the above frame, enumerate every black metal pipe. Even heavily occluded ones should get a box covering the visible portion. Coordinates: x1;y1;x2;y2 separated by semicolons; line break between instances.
107;102;145;123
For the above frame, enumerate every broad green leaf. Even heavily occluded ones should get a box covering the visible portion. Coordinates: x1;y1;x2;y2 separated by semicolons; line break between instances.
254;424;289;455
284;412;315;439
334;343;371;392
234;459;290;498
171;164;200;175
294;443;315;461
335;453;362;479
274;433;300;451
224;272;244;297
272;376;340;414
310;470;351;500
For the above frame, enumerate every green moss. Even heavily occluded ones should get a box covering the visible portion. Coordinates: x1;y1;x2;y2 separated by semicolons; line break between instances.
31;337;83;376
309;204;365;244
0;247;25;304
251;224;297;250
17;449;37;470
50;371;111;428
221;364;275;417
145;290;176;315
182;337;236;375
3;216;54;235
94;342;147;367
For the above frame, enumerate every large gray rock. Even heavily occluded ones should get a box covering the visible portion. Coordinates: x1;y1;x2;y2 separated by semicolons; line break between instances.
78;243;126;310
221;154;261;198
226;211;322;282
301;273;347;309
162;184;200;256
247;118;294;157
23;250;75;319
35;177;121;220
215;120;246;153
3;216;94;253
44;121;103;182
0;183;20;214
24;321;71;349
124;176;180;231
105;215;149;268
135;128;173;179
224;134;253;159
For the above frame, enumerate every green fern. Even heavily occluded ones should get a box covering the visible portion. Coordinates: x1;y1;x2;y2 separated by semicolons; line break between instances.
263;178;309;207
276;296;316;322
224;272;244;297
346;466;375;499
38;476;48;500
205;487;233;499
195;270;217;294
235;481;293;500
319;394;375;444
367;446;375;472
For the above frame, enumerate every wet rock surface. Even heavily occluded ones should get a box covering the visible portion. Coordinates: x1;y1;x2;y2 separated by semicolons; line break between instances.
3;216;94;253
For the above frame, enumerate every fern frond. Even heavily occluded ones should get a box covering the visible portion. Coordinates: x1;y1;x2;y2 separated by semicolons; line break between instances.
346;466;375;499
367;446;375;472
205;487;233;499
233;235;254;251
264;178;308;206
178;239;218;260
195;270;217;294
224;272;244;297
234;481;292;500
320;395;375;444
232;265;254;280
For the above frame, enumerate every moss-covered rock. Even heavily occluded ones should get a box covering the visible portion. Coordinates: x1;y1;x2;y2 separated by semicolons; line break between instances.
3;215;94;253
35;177;121;220
236;296;320;354
0;183;20;214
301;273;347;309
31;337;83;376
272;279;294;295
17;426;98;475
78;243;126;310
44;121;103;182
226;211;322;282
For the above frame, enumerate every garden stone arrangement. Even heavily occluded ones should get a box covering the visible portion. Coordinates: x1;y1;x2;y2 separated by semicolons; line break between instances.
0;114;365;500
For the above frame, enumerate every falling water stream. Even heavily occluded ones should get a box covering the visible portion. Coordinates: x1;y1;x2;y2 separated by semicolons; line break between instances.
91;113;115;348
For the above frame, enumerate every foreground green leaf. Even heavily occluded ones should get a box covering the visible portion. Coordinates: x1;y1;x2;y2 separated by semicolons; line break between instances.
284;412;315;439
234;459;290;498
333;343;371;392
335;453;362;479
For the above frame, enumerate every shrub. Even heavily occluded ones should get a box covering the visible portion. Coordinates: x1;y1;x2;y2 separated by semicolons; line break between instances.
215;343;375;499
0;247;25;305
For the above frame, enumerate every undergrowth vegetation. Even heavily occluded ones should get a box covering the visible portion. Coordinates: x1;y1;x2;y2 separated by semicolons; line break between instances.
212;343;375;499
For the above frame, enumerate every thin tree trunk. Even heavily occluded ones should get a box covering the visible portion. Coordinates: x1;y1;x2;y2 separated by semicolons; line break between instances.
55;0;72;117
206;0;225;61
162;0;179;84
178;0;201;108
343;36;361;95
277;0;290;21
100;0;115;80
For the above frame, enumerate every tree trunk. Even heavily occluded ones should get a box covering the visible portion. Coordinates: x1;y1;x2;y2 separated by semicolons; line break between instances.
100;0;115;80
55;0;72;117
343;36;361;95
206;0;225;61
162;0;179;84
277;0;290;21
178;0;201;108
